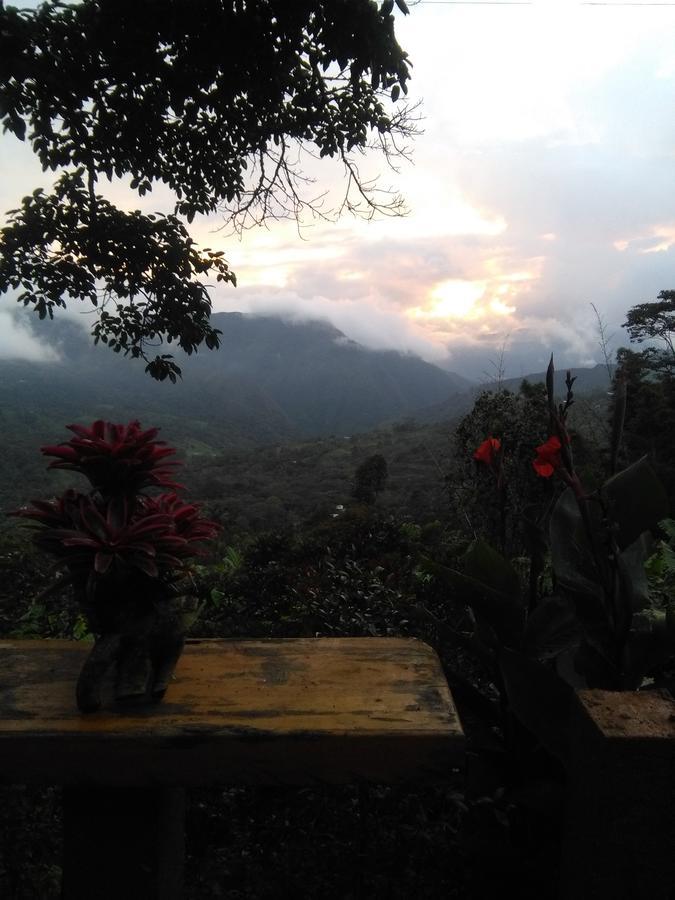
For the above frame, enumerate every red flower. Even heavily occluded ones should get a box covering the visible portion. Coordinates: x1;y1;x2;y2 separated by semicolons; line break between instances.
474;437;501;465
533;436;562;477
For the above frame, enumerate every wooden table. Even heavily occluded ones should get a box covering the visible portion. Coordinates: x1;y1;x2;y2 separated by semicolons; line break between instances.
0;637;464;898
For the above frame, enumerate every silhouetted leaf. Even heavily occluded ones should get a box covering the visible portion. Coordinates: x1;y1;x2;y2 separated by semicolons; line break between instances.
523;595;580;659
603;457;668;551
574;639;621;690
424;541;525;647
498;647;574;765
549;488;604;602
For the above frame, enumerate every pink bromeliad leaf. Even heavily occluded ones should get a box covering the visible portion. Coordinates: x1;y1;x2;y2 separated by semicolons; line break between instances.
12;422;220;592
41;420;182;496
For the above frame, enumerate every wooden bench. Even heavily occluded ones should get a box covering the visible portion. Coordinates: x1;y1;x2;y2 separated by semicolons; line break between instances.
0;636;465;899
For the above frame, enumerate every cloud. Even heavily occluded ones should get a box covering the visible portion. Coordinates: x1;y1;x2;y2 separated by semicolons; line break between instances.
203;6;675;378
215;285;450;362
3;2;675;381
0;310;60;362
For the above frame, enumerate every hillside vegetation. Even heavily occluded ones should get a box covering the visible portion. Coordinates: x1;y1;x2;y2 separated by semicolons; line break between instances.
1;312;613;522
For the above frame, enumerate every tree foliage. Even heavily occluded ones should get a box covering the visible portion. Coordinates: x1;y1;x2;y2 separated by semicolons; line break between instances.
613;346;675;506
352;452;388;504
0;0;415;378
612;293;675;505
623;290;675;363
0;173;235;380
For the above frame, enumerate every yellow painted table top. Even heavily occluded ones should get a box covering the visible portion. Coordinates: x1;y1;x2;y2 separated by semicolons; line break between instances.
0;637;464;785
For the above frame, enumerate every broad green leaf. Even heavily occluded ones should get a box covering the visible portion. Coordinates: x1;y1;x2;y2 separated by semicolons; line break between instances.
574;639;621;690
463;539;521;602
523;595;580;659
602;457;669;551
549;488;604;602
616;533;652;614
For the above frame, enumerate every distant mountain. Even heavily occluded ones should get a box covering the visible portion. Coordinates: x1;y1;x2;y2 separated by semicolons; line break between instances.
199;313;472;434
1;313;618;520
2;310;472;445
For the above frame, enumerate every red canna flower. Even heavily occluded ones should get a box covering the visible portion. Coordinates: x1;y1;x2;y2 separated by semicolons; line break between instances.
533;436;562;478
474;437;501;465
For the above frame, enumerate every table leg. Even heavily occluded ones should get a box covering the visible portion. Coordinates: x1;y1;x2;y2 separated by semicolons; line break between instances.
62;786;185;899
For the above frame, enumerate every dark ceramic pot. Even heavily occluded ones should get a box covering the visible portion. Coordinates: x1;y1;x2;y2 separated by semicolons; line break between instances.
74;577;185;713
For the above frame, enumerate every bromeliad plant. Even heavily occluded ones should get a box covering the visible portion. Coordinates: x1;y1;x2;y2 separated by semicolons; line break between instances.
422;357;673;773
13;420;219;712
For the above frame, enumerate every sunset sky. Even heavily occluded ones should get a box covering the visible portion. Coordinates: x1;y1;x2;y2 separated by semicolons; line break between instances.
2;0;675;378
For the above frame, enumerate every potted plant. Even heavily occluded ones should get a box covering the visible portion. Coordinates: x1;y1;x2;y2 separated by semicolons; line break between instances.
12;419;220;712
416;356;673;781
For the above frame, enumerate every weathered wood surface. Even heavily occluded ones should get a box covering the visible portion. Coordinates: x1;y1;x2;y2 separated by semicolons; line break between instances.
561;689;675;900
0;637;464;785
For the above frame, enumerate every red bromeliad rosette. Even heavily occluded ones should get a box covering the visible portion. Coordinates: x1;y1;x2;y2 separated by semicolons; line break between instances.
40;419;182;497
12;420;219;592
11;421;220;711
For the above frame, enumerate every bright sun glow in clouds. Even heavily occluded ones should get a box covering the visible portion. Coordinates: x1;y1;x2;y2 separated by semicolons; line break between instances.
409;279;486;321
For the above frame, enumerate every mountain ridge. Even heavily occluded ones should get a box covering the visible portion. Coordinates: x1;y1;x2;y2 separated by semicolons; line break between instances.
4;310;471;440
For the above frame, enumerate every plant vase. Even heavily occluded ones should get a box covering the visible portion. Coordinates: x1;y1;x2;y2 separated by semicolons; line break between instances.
75;578;186;713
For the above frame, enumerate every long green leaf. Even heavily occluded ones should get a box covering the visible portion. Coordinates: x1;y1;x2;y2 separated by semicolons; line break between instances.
603;457;669;551
463;539;522;603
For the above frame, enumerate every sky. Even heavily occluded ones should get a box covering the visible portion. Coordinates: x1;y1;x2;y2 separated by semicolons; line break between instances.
2;0;675;379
